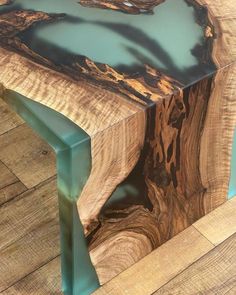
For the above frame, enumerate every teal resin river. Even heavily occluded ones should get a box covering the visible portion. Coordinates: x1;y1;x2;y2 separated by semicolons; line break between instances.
2;91;100;295
0;0;215;85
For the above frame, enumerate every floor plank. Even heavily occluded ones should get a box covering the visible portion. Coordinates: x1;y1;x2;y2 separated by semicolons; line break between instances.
194;197;236;245
0;178;59;292
1;197;235;294
1;257;62;295
0;161;27;206
0;219;60;292
153;233;236;295
0;124;56;188
0;178;58;253
0;100;23;136
94;226;214;295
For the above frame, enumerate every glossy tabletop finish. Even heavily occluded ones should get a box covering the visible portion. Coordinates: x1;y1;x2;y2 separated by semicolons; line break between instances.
0;0;219;106
0;1;235;295
0;0;216;86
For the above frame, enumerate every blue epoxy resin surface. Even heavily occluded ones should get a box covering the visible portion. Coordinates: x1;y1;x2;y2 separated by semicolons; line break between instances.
0;0;215;84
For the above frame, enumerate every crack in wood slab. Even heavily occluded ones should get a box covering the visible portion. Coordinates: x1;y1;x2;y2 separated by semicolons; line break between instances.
79;0;165;14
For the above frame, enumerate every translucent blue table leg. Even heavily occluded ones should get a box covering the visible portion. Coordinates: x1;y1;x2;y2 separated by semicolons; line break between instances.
57;147;100;295
2;91;100;295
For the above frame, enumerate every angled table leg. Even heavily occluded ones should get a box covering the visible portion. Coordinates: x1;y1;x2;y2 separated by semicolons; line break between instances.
1;91;100;295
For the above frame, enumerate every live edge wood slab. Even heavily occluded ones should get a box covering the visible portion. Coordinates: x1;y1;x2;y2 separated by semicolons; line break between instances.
0;0;235;292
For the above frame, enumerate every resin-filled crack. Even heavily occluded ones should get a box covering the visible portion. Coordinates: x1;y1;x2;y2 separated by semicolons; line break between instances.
0;0;216;105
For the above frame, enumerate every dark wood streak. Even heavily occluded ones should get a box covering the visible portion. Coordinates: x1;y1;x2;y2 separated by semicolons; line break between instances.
0;0;12;6
0;9;183;106
89;76;214;241
79;0;165;15
186;0;216;67
0;10;65;37
86;76;214;283
143;76;213;242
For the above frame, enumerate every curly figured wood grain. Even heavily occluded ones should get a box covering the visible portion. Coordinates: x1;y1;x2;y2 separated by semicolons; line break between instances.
78;111;146;234
86;76;219;284
90;231;153;284
0;0;11;6
0;48;140;135
195;0;236;67
0;10;182;106
193;0;236;212
200;64;236;212
142;76;212;242
79;0;164;14
89;205;160;284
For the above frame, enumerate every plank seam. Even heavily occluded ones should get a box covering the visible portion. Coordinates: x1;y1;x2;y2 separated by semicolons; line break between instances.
0;255;60;293
0;175;56;208
0;217;59;252
150;233;236;295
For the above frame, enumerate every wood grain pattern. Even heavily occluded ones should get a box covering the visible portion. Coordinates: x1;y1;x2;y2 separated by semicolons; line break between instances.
0;47;141;136
194;197;236;245
0;0;11;6
0;219;59;292
93;226;214;295
87;74;218;283
191;0;236;215
1;257;62;295
200;63;236;213
0;160;26;206
0;178;59;292
0;124;56;188
78;111;146;234
79;0;164;14
0;99;23;135
154;233;236;295
0;178;57;251
89;205;160;284
143;76;213;241
196;0;236;67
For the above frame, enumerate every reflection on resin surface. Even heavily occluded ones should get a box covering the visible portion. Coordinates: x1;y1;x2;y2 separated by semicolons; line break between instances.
1;92;100;295
0;0;215;84
229;128;236;199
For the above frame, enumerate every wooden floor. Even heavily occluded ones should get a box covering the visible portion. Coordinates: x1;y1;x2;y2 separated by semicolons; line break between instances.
0;100;236;295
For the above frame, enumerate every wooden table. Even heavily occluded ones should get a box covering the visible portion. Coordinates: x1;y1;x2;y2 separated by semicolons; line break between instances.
0;1;235;295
